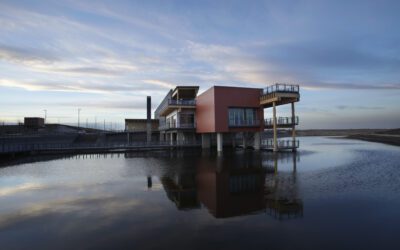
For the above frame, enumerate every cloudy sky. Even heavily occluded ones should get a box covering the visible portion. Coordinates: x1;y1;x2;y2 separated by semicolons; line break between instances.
0;0;399;129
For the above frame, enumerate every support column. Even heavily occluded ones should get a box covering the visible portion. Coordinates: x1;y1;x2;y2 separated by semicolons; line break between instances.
273;101;278;152
242;132;247;149
201;133;210;149
253;131;261;150
217;133;223;152
170;133;174;146
231;133;236;148
177;132;184;145
291;102;296;152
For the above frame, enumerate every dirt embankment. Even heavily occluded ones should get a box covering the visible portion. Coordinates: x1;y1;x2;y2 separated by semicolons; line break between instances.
347;129;400;147
295;129;400;147
296;129;387;137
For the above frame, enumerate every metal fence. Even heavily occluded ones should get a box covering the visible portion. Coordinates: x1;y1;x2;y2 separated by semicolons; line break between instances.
0;141;201;154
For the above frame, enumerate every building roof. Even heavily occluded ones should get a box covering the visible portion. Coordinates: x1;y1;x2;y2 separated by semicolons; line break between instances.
125;119;159;122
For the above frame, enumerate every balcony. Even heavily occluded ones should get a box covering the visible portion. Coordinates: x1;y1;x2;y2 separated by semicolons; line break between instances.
157;99;196;116
228;119;260;127
265;116;299;128
260;83;300;108
168;99;196;106
159;123;196;130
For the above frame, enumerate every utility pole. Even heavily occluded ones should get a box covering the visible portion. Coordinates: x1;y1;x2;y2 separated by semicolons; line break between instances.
78;108;82;128
43;109;47;124
86;118;88;128
103;119;105;131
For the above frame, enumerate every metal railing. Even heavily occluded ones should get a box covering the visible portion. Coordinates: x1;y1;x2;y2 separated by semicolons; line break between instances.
265;116;299;126
168;99;196;106
0;141;202;154
262;83;299;95
155;98;196;116
159;123;196;130
261;139;299;149
228;119;261;127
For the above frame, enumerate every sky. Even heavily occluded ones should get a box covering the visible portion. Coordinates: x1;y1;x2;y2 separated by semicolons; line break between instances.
0;0;399;129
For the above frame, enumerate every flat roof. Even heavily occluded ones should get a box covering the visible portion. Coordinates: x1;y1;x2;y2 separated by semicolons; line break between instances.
125;119;158;122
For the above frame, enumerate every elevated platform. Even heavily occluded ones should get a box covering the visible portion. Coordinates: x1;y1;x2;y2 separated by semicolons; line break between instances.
265;116;299;129
260;84;300;108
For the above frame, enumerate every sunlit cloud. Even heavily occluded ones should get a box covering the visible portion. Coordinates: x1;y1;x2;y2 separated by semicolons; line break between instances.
0;183;43;196
0;0;399;127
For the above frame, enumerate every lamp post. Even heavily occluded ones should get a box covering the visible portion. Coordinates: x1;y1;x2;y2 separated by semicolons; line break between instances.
78;108;82;128
43;109;47;124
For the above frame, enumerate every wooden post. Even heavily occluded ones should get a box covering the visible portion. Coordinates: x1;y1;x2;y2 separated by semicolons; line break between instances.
291;102;296;151
273;101;278;152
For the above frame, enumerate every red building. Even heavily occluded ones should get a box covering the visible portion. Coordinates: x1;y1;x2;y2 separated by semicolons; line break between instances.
154;84;300;152
196;86;264;151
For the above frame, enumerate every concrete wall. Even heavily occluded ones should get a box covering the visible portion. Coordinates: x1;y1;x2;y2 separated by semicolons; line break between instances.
125;119;159;132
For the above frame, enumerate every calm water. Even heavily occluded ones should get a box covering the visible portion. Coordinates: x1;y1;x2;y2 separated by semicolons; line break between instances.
1;137;400;249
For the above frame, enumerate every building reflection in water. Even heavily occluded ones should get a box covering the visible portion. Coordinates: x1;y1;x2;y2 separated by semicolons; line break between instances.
264;153;303;220
154;150;303;219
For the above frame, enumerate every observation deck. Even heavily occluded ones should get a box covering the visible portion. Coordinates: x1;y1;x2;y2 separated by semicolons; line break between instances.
260;84;300;108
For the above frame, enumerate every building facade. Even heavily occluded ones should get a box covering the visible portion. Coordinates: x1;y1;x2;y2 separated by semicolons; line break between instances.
154;86;199;145
154;84;300;152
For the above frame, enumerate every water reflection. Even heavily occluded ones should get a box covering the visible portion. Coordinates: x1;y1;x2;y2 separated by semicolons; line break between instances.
1;137;400;250
138;150;303;219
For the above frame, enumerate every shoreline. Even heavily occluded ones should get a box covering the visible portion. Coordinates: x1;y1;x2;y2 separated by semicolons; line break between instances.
346;134;400;147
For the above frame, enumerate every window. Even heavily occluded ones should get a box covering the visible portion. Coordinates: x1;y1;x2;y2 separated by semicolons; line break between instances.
228;108;259;127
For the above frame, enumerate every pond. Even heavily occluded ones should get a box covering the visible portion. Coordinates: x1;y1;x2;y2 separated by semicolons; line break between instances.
0;137;400;249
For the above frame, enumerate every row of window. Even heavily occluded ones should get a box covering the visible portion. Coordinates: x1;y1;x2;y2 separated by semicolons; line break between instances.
160;108;259;129
228;108;259;127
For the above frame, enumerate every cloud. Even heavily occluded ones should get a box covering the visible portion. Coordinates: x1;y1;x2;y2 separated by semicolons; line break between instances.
336;105;385;110
0;78;167;94
301;82;400;90
54;99;159;110
0;45;138;77
186;41;400;90
142;79;175;89
0;45;58;64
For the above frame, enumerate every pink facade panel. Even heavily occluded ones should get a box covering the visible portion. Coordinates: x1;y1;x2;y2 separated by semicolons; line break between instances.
196;86;264;133
196;87;216;133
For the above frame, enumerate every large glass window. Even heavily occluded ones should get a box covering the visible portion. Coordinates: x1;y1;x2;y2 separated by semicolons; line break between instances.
228;108;258;126
179;113;195;128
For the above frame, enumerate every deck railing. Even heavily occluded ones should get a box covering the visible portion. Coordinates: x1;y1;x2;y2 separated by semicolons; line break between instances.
168;99;196;106
265;116;299;126
261;139;299;149
155;99;196;116
159;123;196;130
262;84;299;95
